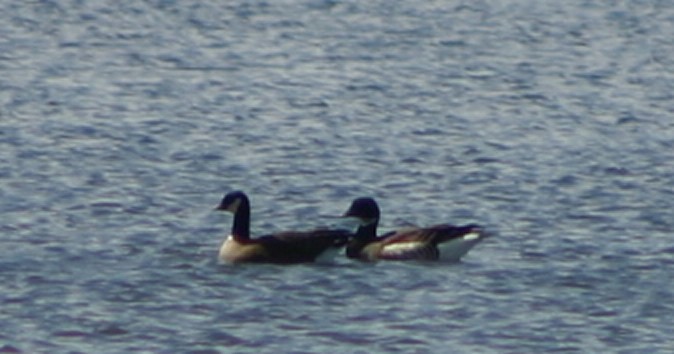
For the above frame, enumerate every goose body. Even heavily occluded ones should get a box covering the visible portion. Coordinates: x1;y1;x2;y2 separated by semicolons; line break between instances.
216;191;351;264
343;197;486;262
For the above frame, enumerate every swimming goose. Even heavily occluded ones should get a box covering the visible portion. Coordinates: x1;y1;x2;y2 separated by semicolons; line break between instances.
216;191;351;264
342;197;486;261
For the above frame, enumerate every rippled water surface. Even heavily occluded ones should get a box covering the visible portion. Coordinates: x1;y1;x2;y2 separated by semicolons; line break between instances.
2;1;674;353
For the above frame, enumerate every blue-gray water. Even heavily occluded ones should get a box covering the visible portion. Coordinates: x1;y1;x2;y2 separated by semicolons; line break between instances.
2;1;673;353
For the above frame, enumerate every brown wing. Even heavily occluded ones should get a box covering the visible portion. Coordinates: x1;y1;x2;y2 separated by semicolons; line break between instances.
273;229;351;241
375;227;439;260
256;229;351;263
424;224;482;244
374;224;480;260
381;224;477;244
379;227;435;244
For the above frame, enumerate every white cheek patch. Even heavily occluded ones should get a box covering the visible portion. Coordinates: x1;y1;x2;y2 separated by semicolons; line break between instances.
227;198;241;213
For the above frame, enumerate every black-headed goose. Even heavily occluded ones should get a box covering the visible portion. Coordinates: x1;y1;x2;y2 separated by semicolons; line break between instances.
216;191;351;264
342;197;486;261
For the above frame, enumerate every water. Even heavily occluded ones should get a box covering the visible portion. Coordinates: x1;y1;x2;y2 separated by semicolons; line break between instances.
2;0;673;352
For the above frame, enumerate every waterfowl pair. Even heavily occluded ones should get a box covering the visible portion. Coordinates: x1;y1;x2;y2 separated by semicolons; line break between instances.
342;197;485;262
216;191;351;264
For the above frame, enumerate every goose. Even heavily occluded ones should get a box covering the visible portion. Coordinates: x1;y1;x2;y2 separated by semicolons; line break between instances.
342;197;486;261
215;191;351;264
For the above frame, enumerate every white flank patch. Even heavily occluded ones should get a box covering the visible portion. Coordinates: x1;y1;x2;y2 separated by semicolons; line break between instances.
438;235;483;261
382;242;424;255
462;231;481;241
315;245;344;264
